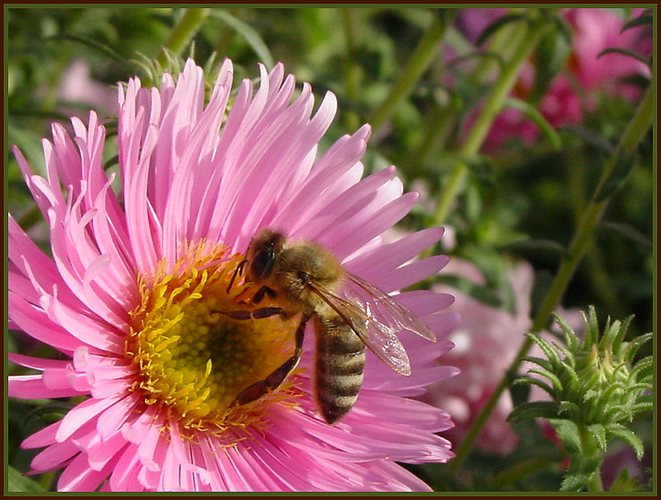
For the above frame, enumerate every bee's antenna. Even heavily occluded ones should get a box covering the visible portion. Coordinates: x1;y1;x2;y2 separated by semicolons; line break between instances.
227;258;247;294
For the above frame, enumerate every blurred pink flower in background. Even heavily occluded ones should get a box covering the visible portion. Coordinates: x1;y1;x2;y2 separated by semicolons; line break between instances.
600;444;651;490
457;8;651;151
454;8;506;43
422;259;532;455
57;59;116;115
481;68;583;151
9;59;460;492
566;8;652;98
422;258;582;455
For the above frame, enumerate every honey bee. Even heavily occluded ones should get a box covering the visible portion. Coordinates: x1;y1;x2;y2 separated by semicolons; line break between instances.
222;229;437;424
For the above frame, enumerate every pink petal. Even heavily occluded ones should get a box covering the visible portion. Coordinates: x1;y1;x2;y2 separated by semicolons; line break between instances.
56;395;123;442
96;392;140;439
22;421;61;450
31;440;80;472
8;375;87;399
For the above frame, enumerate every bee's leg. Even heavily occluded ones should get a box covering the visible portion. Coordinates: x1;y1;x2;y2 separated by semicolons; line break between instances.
226;258;247;294
233;314;309;406
250;286;277;305
216;307;284;320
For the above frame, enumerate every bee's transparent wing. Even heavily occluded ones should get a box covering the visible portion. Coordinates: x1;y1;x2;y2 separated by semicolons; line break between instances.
343;273;437;342
307;282;412;375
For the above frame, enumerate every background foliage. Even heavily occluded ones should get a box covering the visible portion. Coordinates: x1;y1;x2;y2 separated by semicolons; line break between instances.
6;6;654;492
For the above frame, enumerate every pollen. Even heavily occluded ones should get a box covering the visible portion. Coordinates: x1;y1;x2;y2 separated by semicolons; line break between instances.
126;241;301;435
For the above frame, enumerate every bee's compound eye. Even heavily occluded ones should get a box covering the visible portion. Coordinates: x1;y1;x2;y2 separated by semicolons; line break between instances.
250;247;276;281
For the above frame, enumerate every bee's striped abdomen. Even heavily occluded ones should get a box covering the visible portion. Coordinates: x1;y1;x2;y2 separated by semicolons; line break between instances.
314;316;366;424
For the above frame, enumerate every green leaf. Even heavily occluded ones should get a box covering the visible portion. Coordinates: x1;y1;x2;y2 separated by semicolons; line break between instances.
103;154;120;171
552;313;580;351
558;400;581;418
509;378;531;406
210;11;274;69
527;333;561;366
530;269;554;323
629;357;653;382
598;47;650;67
562;125;613;156
507;400;560;423
513;376;555;399
587;424;608;451
497;238;566;260
628;382;653;393
598;221;653;250
465;181;482;223
551;419;582;455
559;360;581;394
559;434;603;491
607;425;645;460
531;18;571;101
446;50;506;73
503;97;562;150
617;72;651;90
551;11;572;42
8;466;46;492
621;332;653;363
26;401;72;427
476;13;527;46
562;461;603;492
561;472;593;492
608;314;633;354
432;274;504;308
43;33;125;62
461;154;495;184
629;401;653;416
609;467;640;492
528;367;564;393
596;148;637;202
621;11;653;33
521;355;553;372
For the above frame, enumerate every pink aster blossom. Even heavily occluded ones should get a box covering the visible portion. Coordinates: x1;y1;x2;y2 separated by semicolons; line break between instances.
57;59;117;116
458;8;651;151
566;8;652;98
481;68;583;151
422;259;582;455
8;59;460;492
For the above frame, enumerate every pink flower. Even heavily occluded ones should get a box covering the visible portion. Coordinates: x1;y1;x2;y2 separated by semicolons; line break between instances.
422;259;532;455
482;69;583;151
422;259;582;455
8;59;459;492
455;8;507;43
57;59;117;115
601;444;651;490
462;8;651;151
566;8;651;98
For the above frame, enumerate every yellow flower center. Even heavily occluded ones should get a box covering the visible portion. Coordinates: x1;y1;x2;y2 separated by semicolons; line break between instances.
126;241;301;434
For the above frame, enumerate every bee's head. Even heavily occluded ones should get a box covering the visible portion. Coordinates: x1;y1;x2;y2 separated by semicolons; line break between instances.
246;229;286;282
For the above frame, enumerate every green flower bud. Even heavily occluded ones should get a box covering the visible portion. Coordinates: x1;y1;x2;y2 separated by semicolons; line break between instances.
509;306;651;491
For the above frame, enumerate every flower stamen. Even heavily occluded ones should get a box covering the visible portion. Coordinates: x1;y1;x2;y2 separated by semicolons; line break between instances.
126;241;301;436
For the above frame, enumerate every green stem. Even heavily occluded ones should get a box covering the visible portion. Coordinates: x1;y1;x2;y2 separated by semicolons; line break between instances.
471;8;525;83
341;9;361;132
17;205;43;230
488;456;558;488
432;15;548;226
369;10;454;136
213;7;241;55
578;426;604;492
157;8;211;66
406;99;456;177
568;153;624;318
449;82;653;473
